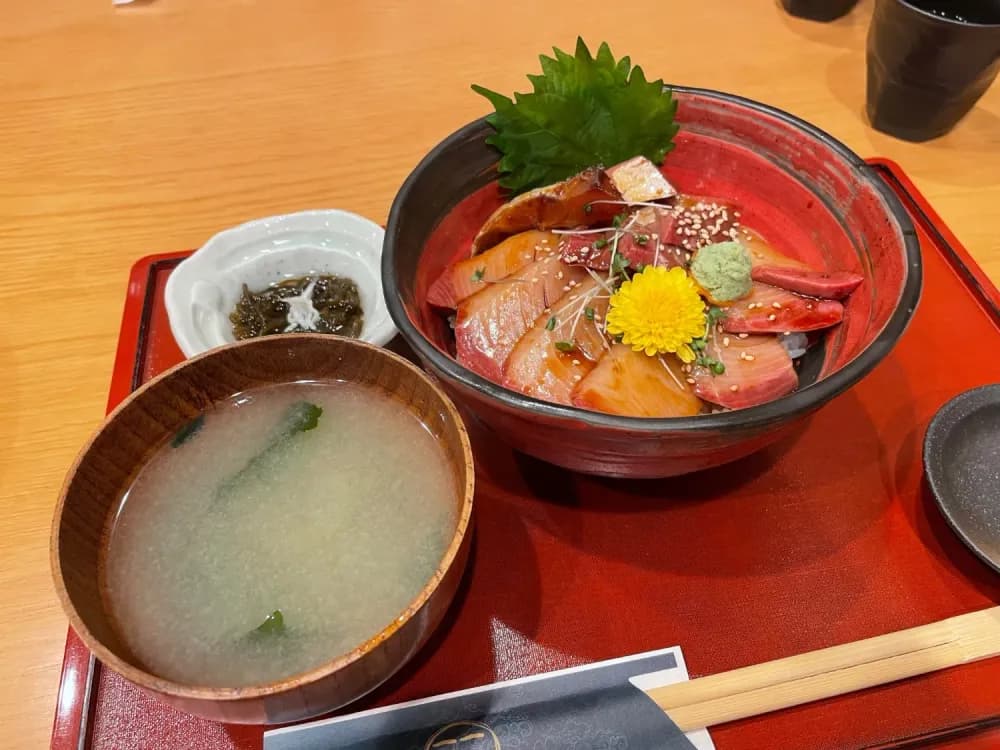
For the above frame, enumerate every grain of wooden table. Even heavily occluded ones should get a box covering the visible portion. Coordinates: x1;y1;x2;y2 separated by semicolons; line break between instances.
1;1;998;747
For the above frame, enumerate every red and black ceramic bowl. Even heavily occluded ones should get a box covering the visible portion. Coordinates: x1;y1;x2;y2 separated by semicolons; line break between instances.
382;87;922;478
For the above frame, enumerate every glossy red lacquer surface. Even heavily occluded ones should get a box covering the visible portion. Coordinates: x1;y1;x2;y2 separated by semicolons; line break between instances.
52;162;999;750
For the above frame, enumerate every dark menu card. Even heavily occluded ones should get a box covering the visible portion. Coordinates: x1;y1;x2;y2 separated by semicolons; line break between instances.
265;647;712;750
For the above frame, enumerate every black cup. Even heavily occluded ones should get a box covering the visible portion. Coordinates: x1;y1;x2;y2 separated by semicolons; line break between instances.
781;0;860;22
867;0;1000;141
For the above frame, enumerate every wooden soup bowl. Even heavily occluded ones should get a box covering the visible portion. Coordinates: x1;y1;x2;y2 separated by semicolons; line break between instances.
50;334;475;725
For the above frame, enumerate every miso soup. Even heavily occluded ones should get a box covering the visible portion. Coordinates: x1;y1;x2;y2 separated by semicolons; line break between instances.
102;381;458;687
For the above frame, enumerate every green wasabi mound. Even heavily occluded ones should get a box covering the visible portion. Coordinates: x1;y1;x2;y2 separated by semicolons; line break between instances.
689;241;753;303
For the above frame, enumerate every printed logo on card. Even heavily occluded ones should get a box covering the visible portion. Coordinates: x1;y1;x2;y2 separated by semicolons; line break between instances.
424;721;501;749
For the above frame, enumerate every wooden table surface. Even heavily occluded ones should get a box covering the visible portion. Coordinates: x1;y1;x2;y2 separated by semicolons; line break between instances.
2;0;998;746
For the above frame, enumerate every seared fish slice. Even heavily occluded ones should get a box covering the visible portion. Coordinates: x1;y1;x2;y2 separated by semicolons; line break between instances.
471;167;623;254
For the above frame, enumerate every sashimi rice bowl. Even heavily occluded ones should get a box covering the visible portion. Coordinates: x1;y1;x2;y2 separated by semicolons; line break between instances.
383;40;921;478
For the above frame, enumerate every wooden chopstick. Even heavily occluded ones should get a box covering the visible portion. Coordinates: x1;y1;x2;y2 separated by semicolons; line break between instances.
645;607;1000;732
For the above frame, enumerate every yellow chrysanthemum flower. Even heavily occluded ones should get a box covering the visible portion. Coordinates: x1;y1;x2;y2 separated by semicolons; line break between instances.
606;266;707;362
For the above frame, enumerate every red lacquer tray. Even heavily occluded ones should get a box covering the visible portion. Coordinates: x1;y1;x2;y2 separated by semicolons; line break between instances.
51;160;1000;750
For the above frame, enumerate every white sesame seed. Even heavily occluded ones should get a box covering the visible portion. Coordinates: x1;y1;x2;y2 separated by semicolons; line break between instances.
768;313;777;321
556;271;564;279
531;277;539;283
772;302;782;309
738;333;749;339
806;303;814;309
562;285;571;292
745;354;756;361
723;336;730;346
573;374;582;381
734;211;742;218
686;377;696;384
571;358;581;366
730;384;740;392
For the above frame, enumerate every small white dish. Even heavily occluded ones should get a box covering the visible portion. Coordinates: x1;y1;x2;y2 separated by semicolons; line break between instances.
165;209;397;358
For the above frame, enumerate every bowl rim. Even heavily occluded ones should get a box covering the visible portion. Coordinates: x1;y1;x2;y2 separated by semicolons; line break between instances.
383;85;923;432
894;0;1000;29
922;382;1000;575
50;333;476;702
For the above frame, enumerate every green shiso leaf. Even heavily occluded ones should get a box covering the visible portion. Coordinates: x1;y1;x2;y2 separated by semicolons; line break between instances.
472;37;679;194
